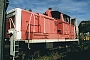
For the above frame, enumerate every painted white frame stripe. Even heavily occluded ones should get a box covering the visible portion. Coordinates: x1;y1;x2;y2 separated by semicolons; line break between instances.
25;39;79;43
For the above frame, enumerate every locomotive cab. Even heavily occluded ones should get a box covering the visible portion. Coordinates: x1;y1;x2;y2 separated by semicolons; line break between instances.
51;11;61;19
51;11;70;23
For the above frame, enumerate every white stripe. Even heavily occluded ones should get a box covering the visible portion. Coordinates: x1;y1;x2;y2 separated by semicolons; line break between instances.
15;8;22;39
25;39;79;43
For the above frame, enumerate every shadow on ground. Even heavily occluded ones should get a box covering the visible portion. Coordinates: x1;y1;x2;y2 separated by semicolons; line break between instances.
58;47;90;60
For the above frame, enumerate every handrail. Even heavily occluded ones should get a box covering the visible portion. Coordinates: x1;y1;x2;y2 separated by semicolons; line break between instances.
28;13;32;49
8;18;15;28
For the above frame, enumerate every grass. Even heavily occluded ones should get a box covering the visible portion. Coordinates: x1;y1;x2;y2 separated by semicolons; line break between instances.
21;46;90;60
31;51;66;60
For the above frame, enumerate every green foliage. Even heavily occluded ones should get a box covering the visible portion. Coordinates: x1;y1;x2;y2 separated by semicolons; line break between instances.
31;52;66;60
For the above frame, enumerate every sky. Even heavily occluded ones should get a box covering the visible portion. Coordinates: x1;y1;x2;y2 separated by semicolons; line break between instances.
7;0;90;25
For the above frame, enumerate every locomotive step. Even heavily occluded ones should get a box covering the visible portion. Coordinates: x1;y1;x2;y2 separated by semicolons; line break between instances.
15;51;19;53
15;45;19;46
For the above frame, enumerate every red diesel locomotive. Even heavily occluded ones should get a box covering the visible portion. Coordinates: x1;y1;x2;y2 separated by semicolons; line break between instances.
5;8;79;59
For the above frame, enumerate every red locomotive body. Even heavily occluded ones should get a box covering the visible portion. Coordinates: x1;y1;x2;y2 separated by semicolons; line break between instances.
6;8;78;42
